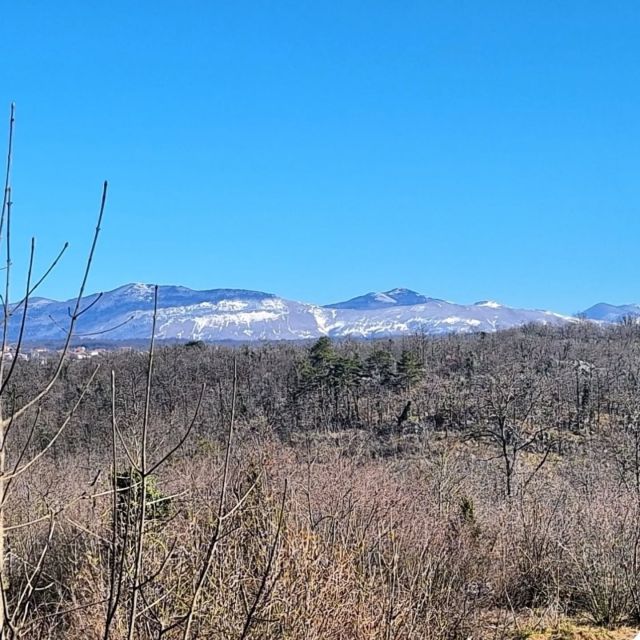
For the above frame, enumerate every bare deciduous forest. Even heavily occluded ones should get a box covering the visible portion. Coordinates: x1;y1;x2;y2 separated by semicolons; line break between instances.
3;322;640;639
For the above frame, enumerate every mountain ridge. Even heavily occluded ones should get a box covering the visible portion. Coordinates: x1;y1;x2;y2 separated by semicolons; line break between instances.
325;288;437;310
4;282;592;343
579;302;640;323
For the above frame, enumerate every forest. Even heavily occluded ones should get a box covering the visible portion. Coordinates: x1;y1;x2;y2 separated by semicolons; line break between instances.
1;318;640;638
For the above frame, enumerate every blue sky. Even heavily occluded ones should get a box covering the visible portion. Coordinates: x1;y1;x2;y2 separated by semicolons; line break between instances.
2;1;640;313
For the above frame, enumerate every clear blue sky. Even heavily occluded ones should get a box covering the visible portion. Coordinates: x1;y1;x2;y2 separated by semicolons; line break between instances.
2;1;640;313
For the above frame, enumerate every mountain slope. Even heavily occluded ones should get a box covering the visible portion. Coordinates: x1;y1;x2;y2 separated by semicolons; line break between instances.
324;298;572;338
8;283;578;343
326;288;434;310
579;302;640;323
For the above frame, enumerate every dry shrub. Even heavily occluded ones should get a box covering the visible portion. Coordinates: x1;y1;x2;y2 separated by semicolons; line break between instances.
3;431;640;638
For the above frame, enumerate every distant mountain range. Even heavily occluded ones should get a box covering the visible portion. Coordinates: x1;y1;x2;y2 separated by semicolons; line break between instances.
10;283;629;343
578;302;640;323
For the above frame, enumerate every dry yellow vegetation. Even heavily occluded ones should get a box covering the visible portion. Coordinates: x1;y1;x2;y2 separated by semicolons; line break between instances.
519;623;639;640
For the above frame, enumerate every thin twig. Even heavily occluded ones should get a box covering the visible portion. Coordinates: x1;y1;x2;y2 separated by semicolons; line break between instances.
239;479;288;640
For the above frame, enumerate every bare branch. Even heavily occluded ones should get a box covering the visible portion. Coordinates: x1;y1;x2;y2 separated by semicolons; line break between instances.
3;180;108;427
3;365;100;481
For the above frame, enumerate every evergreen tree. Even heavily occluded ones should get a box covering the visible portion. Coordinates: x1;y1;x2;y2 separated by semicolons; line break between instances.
396;348;424;390
365;348;396;387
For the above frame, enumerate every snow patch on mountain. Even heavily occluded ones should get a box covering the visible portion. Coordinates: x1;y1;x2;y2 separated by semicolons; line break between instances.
8;283;584;343
326;288;433;310
579;302;640;323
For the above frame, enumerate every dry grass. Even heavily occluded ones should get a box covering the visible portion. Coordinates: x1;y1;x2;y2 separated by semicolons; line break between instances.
0;432;637;639
517;623;639;640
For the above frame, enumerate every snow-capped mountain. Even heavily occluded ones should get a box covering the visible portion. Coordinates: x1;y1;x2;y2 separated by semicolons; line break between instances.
8;284;577;343
579;302;640;323
326;288;435;310
320;296;573;338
